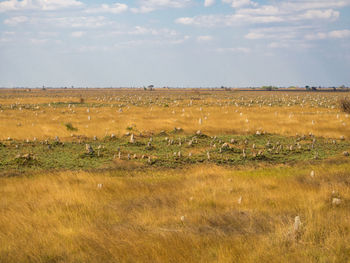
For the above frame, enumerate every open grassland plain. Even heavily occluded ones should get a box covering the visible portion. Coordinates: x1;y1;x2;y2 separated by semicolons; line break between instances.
1;89;350;140
0;88;350;262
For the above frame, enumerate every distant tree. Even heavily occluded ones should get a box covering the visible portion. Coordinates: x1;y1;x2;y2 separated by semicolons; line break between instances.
262;86;277;91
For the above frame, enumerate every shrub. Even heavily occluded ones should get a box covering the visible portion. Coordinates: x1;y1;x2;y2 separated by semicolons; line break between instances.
65;123;78;131
340;98;350;113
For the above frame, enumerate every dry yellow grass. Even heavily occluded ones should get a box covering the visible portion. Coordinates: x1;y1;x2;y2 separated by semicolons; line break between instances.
0;162;349;262
0;89;349;140
1;89;350;262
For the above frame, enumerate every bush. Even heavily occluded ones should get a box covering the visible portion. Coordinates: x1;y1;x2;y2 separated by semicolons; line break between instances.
65;123;78;131
340;99;350;113
261;86;278;91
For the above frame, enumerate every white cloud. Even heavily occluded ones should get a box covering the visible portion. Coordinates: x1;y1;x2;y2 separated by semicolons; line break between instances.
223;0;257;8
197;35;213;42
236;5;280;15
268;42;290;49
175;17;195;25
12;15;111;29
129;26;155;35
232;1;350;13
0;0;83;12
175;15;225;27
176;0;347;28
175;14;284;27
85;3;128;14
4;16;28;26
245;26;311;40
245;32;264;39
267;40;314;49
45;16;111;28
71;31;85;38
204;0;215;7
305;32;327;40
329;29;350;38
306;29;350;40
280;0;350;12
90;25;179;40
131;0;190;13
176;7;340;27
127;26;177;37
297;9;339;20
130;6;154;13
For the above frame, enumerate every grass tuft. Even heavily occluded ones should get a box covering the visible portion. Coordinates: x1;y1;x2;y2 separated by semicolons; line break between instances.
65;123;78;131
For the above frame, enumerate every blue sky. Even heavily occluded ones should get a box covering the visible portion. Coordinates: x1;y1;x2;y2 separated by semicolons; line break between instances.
0;0;349;87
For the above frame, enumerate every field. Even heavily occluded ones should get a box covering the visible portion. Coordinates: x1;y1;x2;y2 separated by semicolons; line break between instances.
0;88;350;262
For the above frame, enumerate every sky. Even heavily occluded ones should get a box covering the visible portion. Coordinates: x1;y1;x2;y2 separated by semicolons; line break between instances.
0;0;349;87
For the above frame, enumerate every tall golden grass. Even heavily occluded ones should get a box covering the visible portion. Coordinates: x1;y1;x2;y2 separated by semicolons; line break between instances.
0;162;349;262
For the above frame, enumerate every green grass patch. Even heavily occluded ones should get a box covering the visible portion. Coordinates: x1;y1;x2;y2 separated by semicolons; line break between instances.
0;134;349;174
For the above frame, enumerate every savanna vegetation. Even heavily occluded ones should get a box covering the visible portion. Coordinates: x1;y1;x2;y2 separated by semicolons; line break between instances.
0;88;349;262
